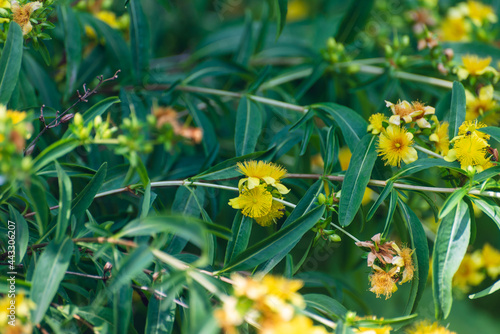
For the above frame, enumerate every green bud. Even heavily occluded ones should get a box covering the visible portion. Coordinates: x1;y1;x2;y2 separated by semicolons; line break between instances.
74;113;83;127
401;35;410;47
94;115;103;128
318;193;326;205
329;234;341;242
384;44;393;57
326;37;336;50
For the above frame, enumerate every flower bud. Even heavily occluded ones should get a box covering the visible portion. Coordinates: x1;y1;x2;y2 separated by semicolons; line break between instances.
317;193;326;205
60;113;74;123
74;113;83;126
94;115;103;128
329;234;341;242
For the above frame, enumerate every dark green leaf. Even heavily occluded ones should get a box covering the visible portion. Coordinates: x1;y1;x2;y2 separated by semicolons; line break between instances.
449;81;466;138
59;5;82;99
438;187;469;219
312;103;368;152
183;95;218;156
71;162;107;220
469;196;500;230
55;162;72;243
128;0;150;84
31;238;74;324
33;139;79;171
222;205;325;272
398;201;429;315
224;212;252;264
235;96;262;156
432;200;470;319
113;285;133;334
339;134;378;227
304;294;348;319
367;180;394;221
335;0;374;44
8;206;29;264
481;126;500;143
25;177;49;236
108;244;154;293
393;158;464;179
0;22;23;105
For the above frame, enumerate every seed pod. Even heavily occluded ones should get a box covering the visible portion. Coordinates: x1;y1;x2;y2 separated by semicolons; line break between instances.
61;113;75;123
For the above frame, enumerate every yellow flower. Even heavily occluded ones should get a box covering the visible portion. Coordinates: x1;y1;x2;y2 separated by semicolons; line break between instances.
465;86;498;123
367;113;386;135
261;275;304;307
449;133;489;170
0;0;10;8
237;161;290;194
440;16;470;42
228;185;273;218
429;121;450;156
96;10;120;29
406;320;456;334
369;265;399;299
255;201;285;226
0;293;35;332
214;297;243;334
263;315;329;334
377;125;418;167
458;120;490;141
466;0;497;25
457;55;497;81
12;0;42;35
354;326;393;334
6;110;27;125
481;243;500;279
385;100;434;128
287;0;309;22
453;251;485;291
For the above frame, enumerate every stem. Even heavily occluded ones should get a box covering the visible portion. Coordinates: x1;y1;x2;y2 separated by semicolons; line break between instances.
329;222;361;243
414;145;444;159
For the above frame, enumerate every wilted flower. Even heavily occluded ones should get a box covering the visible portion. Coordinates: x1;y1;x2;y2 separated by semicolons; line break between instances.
385;100;435;128
369;265;399;299
12;0;42;35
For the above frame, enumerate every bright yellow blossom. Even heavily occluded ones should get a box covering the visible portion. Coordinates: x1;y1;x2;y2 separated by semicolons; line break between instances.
465;86;497;123
429;121;450;156
466;0;497;26
481;243;500;279
354;326;393;334
262;315;329;334
440;16;470;42
453;250;485;291
406;320;456;334
6;110;27;125
0;293;35;333
237;161;290;194
228;185;273;218
458;120;490;141
449;133;490;171
367;113;386;135
255;201;285;226
12;0;42;35
377;125;418;167
457;55;497;81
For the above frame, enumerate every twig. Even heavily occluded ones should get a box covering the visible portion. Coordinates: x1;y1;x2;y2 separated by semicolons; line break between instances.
24;70;121;155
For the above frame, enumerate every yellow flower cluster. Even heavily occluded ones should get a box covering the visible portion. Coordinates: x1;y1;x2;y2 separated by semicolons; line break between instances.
215;274;328;334
465;85;498;124
405;320;456;334
0;293;35;333
440;1;497;41
444;120;495;172
229;161;290;226
453;243;500;292
356;234;415;299
0;105;33;182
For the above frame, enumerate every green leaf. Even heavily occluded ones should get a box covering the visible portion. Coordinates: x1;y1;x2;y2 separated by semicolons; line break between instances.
322;126;337;175
438;187;469;219
113;284;133;334
303;294;348;319
33;138;79;171
0;22;23;105
449;81;466;138
128;0;150;84
222;205;325;272
367;180;394;221
71;162;107;220
235;96;262;156
30;238;74;324
55;162;72;243
480;126;500;142
335;0;375;44
393;158;464;179
25;177;49;236
398;201;429;314
58;5;82;99
276;0;288;38
8;206;29;264
468;196;500;230
108;244;154;293
312;103;368;152
234;11;254;66
469;279;500;299
145;286;177;333
432;200;470;319
224;212;252;265
183;95;218;156
339;134;378;227
256;180;324;274
62;97;120;139
473;165;500;183
172;187;205;217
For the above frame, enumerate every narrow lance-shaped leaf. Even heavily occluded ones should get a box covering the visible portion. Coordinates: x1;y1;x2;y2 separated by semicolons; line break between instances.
235;96;262;156
128;0;150;84
31;238;74;324
0;22;23;105
225;212;252;265
339;134;378;227
448;81;466;138
71;162;107;221
59;5;82;99
432;200;470;319
55;162;72;243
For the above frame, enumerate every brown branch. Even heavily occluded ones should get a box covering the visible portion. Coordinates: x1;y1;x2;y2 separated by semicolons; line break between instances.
24;70;121;155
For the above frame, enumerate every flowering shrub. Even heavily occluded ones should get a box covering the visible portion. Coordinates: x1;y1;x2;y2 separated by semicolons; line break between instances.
0;0;500;333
